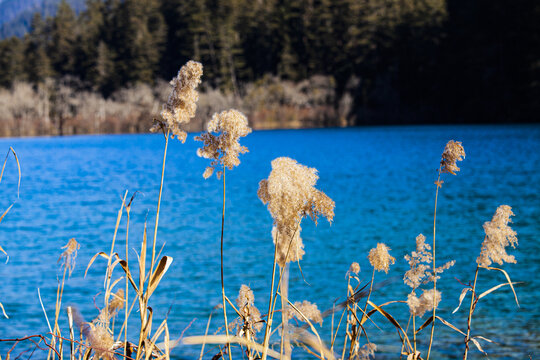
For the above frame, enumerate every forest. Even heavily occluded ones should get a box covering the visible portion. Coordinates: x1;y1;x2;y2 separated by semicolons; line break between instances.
0;0;538;136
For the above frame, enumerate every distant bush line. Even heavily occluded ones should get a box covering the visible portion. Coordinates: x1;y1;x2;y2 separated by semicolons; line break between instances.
0;76;344;137
0;0;538;129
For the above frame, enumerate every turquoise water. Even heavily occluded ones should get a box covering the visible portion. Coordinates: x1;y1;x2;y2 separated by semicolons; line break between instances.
0;126;538;359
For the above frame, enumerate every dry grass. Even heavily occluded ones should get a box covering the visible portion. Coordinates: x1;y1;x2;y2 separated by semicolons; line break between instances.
0;62;523;360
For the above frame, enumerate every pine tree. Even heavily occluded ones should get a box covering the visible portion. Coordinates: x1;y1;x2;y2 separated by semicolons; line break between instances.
49;0;77;75
112;0;166;86
24;13;53;85
75;0;106;87
0;37;26;87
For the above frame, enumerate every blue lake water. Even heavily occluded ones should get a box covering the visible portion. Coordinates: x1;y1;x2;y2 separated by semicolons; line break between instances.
0;125;538;359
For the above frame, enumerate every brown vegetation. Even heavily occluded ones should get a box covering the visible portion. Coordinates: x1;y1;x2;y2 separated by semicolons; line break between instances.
0;75;345;137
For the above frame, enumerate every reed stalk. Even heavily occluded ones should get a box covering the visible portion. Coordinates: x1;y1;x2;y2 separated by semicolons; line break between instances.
463;266;479;360
280;264;291;360
360;269;375;324
413;313;416;357
150;129;170;277
426;167;442;360
50;264;67;360
123;199;131;358
261;233;279;360
220;168;233;360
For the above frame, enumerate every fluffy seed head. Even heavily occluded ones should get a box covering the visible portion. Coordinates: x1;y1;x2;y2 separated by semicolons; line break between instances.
477;205;518;267
404;234;432;289
236;284;255;308
404;234;454;288
108;289;125;316
407;289;442;317
150;60;203;142
58;238;80;276
233;285;263;337
287;300;323;325
87;323;115;360
368;243;395;273
272;225;305;266
359;343;377;360
349;262;361;275
195;109;251;179
258;157;335;265
441;140;465;175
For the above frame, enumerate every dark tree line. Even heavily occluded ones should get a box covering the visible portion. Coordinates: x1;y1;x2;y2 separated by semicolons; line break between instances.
0;0;538;124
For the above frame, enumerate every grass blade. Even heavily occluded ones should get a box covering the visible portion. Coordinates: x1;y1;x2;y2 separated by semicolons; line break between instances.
415;315;433;334
453;288;471;314
1;147;21;197
85;252;118;278
0;301;7;318
435;316;465;336
483;266;519;307
119;260;140;295
147;256;173;298
470;337;487;356
367;300;412;352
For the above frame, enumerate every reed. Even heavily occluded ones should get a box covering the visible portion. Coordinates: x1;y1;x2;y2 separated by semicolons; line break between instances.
0;61;525;360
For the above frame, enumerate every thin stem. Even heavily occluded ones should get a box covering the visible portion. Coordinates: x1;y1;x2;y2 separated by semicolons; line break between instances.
261;234;279;360
360;268;375;324
463;266;479;360
426;168;442;360
124;206;130;358
220;168;232;360
413;314;416;357
150;129;170;278
341;276;351;360
199;310;214;360
105;191;127;307
262;223;300;360
50;265;68;359
400;314;412;360
280;264;291;360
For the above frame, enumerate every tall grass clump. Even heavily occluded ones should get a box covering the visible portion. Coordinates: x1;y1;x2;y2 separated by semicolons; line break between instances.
0;60;525;360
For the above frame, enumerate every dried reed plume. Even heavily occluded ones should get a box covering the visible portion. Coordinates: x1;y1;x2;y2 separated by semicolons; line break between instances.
358;343;377;360
107;289;125;317
404;234;432;289
72;307;116;360
195;109;252;179
477;205;518;267
368;243;395;274
287;300;323;325
258;157;335;265
233;285;263;337
86;323;115;360
407;289;442;317
150;60;203;142
270;225;305;266
349;262;360;275
440;140;466;175
403;234;454;289
58;238;80;276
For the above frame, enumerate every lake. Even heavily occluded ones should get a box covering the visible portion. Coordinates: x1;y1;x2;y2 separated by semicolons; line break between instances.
0;125;538;359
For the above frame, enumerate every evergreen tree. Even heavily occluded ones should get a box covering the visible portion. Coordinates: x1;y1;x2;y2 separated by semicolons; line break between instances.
49;0;77;75
75;0;105;86
24;13;53;85
0;36;25;87
112;0;166;86
274;0;307;80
